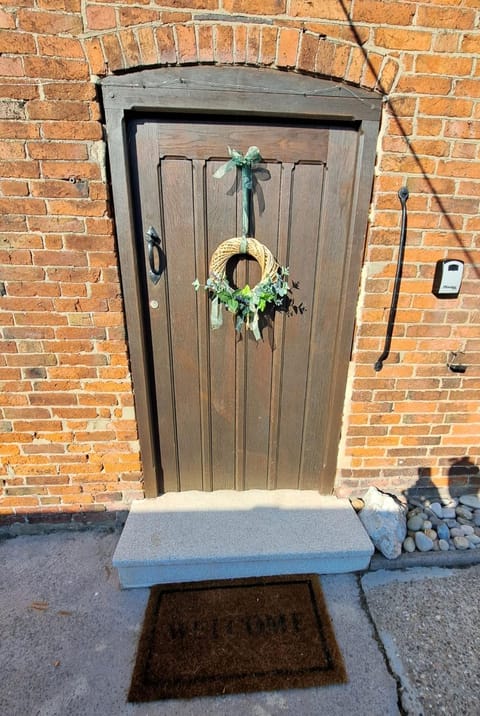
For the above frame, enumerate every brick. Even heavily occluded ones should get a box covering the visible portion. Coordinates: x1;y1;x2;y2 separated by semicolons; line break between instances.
0;30;36;55
43;83;96;101
418;96;473;118
276;26;299;68
119;28;140;67
290;0;349;21
101;34;124;73
215;25;234;65
0;198;46;215
37;36;84;59
415;54;473;77
0;180;28;196
85;5;116;31
0;121;39;139
27;100;90;122
0;82;39;101
461;33;478;54
352;0;414;24
119;7;159;26
24;57;89;81
374;27;432;52
0;141;25;160
155;26;176;65
432;32;459;54
0;57;24;77
27;142;88;161
224;0;285;11
176;24;197;64
331;44;350;81
136;26;158;67
246;25;260;65
397;74;452;96
46;198;106;217
297;31;318;73
260;26;277;67
0;9;15;29
84;37;106;76
233;24;247;64
41;121;102;141
416;6;475;30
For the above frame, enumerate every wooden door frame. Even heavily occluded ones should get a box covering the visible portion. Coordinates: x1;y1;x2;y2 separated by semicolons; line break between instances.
101;66;382;497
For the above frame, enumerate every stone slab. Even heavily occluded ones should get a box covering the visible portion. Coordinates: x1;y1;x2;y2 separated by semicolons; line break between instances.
113;490;374;588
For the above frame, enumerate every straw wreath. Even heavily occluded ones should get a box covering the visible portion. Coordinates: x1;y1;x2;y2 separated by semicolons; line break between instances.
194;237;289;340
209;237;280;284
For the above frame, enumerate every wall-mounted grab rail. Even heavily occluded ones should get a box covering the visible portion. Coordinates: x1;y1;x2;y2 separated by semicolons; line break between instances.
374;186;409;372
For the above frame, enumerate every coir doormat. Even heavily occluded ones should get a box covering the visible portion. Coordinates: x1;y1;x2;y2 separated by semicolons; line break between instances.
128;574;347;701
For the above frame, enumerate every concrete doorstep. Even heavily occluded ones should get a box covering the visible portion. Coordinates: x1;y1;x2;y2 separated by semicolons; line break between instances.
112;490;374;588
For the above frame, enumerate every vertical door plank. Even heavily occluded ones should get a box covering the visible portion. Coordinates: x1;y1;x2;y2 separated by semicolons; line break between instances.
160;158;203;490
300;128;359;489
132;121;178;492
267;162;293;489
192;159;213;490
206;159;238;489
243;162;282;489
275;162;326;489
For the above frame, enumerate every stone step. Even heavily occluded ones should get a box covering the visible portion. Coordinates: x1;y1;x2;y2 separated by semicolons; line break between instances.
113;490;374;588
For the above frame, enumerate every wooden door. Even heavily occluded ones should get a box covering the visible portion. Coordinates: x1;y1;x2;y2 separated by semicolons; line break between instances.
128;115;360;493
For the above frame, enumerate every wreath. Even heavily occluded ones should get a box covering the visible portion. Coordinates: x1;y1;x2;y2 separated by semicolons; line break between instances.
193;237;289;340
192;146;289;340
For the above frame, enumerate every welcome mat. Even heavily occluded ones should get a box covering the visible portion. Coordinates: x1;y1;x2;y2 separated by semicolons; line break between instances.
128;574;347;701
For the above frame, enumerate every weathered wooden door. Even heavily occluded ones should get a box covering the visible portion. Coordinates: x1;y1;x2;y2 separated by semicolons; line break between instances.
130;117;357;493
102;67;381;496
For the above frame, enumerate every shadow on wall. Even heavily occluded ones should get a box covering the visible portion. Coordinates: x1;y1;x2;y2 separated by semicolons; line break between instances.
404;459;480;504
337;0;480;279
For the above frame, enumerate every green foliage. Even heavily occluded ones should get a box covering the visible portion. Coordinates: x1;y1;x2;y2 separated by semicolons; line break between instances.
193;267;289;332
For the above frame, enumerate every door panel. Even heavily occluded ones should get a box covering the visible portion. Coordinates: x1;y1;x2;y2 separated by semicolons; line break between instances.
129;116;359;493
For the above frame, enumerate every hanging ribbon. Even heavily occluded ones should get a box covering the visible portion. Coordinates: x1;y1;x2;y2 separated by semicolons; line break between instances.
213;146;262;239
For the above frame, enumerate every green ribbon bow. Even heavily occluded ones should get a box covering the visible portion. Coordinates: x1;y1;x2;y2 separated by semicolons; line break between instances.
213;146;263;240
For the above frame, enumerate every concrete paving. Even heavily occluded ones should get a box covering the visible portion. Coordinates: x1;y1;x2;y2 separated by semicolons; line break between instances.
1;528;479;715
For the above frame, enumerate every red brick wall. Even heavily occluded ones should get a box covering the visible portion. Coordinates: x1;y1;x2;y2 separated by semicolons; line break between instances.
1;1;479;520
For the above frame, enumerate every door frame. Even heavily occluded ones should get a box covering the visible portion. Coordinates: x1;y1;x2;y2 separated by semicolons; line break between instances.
101;66;382;497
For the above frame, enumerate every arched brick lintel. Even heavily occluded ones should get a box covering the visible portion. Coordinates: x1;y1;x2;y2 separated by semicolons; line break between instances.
85;22;400;96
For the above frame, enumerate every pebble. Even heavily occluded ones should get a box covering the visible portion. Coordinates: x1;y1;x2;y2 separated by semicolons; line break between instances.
429;502;443;518
437;523;450;541
403;536;416;553
415;531;434;552
453;536;469;550
357;491;480;558
407;515;424;532
445;519;459;528
456;505;473;520
459;494;480;510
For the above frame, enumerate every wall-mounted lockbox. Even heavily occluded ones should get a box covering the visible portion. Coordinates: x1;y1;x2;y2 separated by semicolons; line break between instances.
432;259;464;298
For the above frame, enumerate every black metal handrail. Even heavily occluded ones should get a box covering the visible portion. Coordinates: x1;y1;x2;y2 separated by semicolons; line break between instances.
374;186;409;372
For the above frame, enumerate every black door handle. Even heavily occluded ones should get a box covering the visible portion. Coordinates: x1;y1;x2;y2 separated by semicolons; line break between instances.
145;226;162;285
